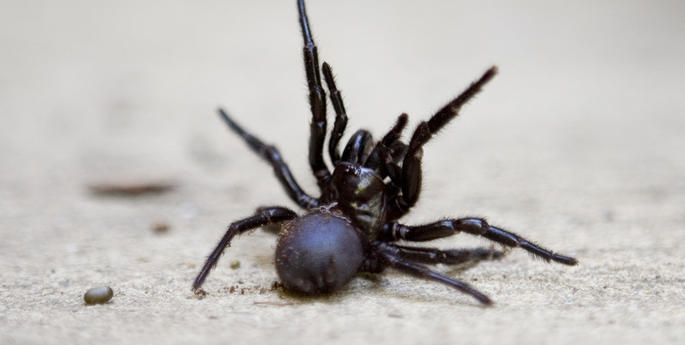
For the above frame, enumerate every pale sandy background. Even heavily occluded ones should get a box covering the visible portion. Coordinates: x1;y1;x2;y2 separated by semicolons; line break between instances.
1;0;684;344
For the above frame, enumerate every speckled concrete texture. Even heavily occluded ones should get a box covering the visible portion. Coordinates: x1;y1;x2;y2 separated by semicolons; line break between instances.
1;1;684;344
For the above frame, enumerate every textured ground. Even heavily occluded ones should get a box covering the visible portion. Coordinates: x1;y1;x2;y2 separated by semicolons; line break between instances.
1;0;684;344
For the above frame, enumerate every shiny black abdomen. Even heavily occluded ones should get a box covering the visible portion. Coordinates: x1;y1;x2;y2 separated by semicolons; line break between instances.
321;162;387;241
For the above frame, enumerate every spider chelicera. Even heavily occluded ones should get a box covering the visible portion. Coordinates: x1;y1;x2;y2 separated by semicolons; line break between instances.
192;0;578;305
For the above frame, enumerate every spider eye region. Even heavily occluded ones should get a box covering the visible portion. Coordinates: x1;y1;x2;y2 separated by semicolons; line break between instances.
275;211;364;294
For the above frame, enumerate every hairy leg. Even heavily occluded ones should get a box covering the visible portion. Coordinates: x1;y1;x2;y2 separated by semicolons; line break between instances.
321;62;349;165
365;113;409;182
218;109;318;209
298;0;331;187
374;243;492;305
192;206;298;293
381;243;505;265
389;67;498;219
381;218;578;265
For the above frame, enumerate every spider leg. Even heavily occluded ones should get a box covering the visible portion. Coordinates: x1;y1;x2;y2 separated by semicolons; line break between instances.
371;144;403;184
382;243;505;266
341;129;374;165
298;0;331;187
218;109;318;209
381;219;578;265
375;243;492;305
382;140;408;185
192;206;298;293
322;62;349;165
365;113;409;178
390;67;498;218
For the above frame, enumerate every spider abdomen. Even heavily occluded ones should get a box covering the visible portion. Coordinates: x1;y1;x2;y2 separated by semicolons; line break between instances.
275;211;364;294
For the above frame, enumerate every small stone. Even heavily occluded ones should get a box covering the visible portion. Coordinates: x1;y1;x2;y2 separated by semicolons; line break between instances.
84;286;113;305
230;260;241;269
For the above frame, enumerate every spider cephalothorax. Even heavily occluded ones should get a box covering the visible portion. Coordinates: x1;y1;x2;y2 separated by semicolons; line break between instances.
192;0;577;305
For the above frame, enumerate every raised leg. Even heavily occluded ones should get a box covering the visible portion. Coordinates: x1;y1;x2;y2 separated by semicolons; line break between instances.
381;219;578;265
298;0;330;187
391;67;498;218
369;144;403;185
375;243;492;305
192;206;298;293
365;113;409;179
341;129;373;165
322;62;349;164
374;138;409;190
382;243;505;266
218;109;318;209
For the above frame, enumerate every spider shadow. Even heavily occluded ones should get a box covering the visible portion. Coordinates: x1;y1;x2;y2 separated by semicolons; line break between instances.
360;271;493;308
268;271;490;308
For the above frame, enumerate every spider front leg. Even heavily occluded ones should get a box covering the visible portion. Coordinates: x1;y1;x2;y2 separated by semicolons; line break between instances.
365;113;409;182
192;206;298;293
381;219;578;265
298;0;331;187
218;109;318;209
322;62;349;165
389;67;497;219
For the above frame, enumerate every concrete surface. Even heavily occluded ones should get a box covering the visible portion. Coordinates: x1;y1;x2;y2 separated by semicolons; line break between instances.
1;0;684;344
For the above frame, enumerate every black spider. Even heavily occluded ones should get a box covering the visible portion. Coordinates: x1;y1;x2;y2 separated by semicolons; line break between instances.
192;0;577;305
